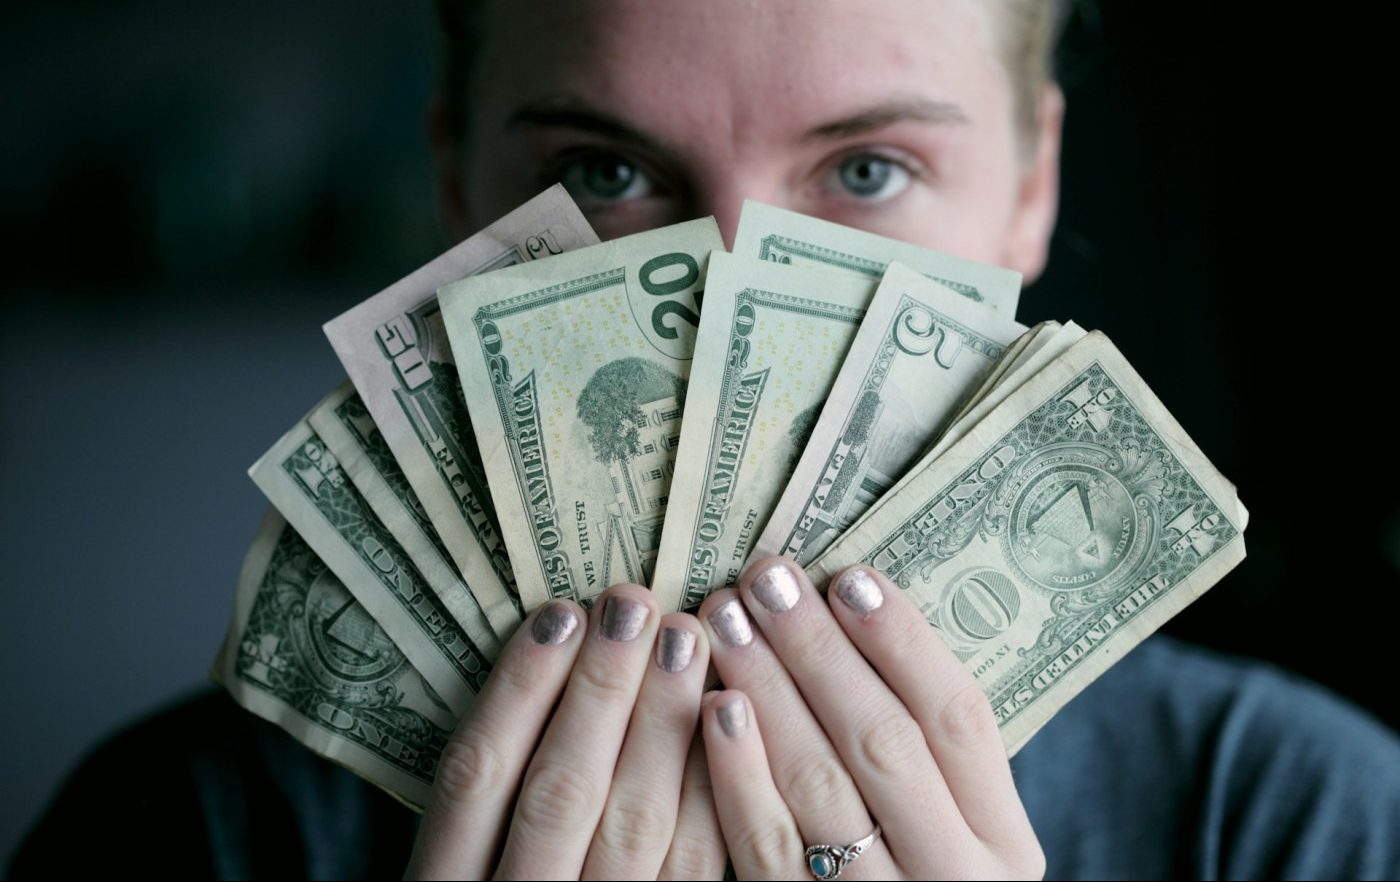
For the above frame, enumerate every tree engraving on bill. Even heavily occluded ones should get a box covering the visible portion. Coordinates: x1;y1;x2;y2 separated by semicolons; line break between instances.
218;513;452;808
471;270;689;599
444;219;721;609
812;341;1243;752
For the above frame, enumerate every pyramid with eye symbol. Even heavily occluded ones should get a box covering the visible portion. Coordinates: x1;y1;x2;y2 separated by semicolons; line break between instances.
1029;483;1103;563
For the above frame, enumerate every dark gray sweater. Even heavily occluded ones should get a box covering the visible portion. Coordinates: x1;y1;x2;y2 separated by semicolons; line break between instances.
12;636;1400;879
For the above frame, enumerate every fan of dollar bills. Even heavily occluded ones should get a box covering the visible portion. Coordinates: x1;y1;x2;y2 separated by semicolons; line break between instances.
212;185;1247;808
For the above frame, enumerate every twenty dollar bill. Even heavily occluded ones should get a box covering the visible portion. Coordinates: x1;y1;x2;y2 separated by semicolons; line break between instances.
651;253;875;611
324;186;599;637
733;200;1022;314
442;219;723;609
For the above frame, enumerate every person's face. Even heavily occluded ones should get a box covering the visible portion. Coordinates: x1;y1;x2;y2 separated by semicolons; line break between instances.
436;0;1063;282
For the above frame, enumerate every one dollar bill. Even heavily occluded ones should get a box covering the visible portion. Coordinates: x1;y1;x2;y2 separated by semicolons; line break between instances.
212;509;454;810
324;186;599;638
307;381;503;659
250;408;492;715
808;331;1246;754
442;219;723;610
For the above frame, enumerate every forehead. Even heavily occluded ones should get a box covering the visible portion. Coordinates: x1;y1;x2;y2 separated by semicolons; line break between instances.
468;0;1010;147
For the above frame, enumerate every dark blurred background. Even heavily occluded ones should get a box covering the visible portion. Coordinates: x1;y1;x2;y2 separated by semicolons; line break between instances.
2;0;1393;864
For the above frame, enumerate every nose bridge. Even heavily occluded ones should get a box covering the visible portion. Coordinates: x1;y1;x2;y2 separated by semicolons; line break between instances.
692;172;781;252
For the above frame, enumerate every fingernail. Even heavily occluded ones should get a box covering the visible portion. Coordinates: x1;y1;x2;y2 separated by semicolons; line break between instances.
601;595;649;642
750;562;801;613
716;696;748;737
836;568;884;615
532;602;579;645
707;598;754;647
656;627;697;672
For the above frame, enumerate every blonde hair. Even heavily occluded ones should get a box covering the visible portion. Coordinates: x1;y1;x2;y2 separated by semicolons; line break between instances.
438;1;1071;151
993;0;1072;150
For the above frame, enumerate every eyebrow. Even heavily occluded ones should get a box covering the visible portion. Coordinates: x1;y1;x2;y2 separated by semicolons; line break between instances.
506;95;968;151
508;99;674;157
802;99;970;141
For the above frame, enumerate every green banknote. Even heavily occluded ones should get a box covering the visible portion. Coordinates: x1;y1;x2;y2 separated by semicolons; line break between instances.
441;219;723;609
808;332;1246;754
212;509;454;810
324;186;599;638
308;381;503;658
732;200;1022;314
651;252;875;612
828;321;1087;550
250;408;492;715
752;262;1027;569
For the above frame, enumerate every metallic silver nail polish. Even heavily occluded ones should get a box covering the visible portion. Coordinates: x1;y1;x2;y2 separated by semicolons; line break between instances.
656;627;697;673
601;595;649;642
708;598;754;647
836;568;884;614
716;697;748;737
531;602;579;645
751;563;801;613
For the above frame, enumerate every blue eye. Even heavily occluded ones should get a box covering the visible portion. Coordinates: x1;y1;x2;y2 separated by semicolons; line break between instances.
828;153;912;202
556;153;654;204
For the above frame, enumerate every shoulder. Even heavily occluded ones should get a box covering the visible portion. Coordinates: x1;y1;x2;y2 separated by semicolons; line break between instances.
9;689;416;879
1012;635;1400;880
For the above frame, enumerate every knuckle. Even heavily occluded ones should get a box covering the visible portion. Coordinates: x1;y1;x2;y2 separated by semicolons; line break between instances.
731;817;804;879
888;613;931;659
593;796;674;863
493;648;544;695
853;711;929;778
789;621;849;669
935;682;999;748
515;759;600;832
573;655;639;705
660;829;724;882
778;751;852;815
432;734;508;809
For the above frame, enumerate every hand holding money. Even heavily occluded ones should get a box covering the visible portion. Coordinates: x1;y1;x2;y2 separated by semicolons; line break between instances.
214;189;1245;860
404;587;724;880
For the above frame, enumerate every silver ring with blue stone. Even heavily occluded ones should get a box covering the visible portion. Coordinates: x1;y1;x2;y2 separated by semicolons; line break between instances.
805;824;880;880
